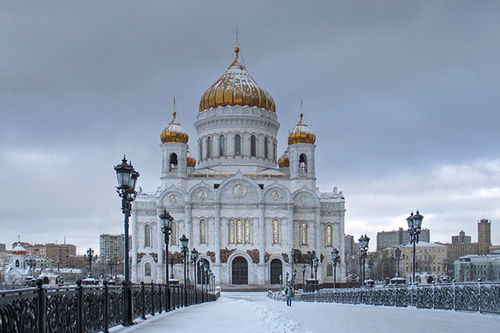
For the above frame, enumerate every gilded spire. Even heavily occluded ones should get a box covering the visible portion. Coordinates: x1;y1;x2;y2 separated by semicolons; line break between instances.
288;102;316;145
199;40;275;112
160;99;189;144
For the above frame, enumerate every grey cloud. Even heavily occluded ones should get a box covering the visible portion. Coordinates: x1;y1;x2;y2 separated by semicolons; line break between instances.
1;1;499;250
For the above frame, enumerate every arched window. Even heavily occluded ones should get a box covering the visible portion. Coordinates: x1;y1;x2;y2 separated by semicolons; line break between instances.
234;134;241;156
15;259;20;268
326;225;333;247
264;137;269;158
200;219;207;244
250;135;256;157
300;222;308;246
299;154;307;174
219;135;225;156
327;263;333;276
206;137;212;158
170;221;177;245
169;153;178;171
145;262;151;277
236;219;243;244
228;219;235;243
144;225;151;248
244;219;251;244
273;142;277;161
198;141;202;160
273;219;280;244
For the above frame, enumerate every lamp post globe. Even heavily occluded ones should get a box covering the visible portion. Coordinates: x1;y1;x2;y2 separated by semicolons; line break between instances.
358;235;370;286
407;210;424;286
114;156;139;326
331;248;340;288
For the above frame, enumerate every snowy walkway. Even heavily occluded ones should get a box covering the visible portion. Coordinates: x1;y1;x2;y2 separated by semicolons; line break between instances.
113;292;500;333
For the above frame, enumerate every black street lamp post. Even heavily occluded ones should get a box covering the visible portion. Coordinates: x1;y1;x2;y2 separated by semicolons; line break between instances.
290;249;295;286
301;264;306;289
394;247;402;277
169;256;175;280
180;234;189;287
308;251;315;279
190;249;199;287
358;235;370;286
313;257;319;281
407;211;424;285
159;209;173;310
114;156;139;326
85;248;94;277
331;248;340;288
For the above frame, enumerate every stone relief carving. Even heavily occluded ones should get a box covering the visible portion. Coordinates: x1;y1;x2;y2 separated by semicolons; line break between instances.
168;194;177;204
298;194;310;205
282;253;289;263
198;190;207;201
137;252;158;264
271;190;281;201
220;248;237;263
247;249;260;264
233;184;246;198
206;251;216;263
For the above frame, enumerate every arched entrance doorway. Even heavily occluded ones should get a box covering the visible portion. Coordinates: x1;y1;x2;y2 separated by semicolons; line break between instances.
197;259;210;284
270;259;282;284
232;257;248;284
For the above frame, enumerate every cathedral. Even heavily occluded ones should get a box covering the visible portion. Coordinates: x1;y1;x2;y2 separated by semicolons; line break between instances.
131;46;346;287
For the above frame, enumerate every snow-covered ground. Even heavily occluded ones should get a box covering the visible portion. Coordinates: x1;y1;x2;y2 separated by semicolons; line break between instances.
113;292;500;333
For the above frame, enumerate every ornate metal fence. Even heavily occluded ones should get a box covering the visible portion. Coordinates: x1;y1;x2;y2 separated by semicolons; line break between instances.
268;282;500;314
0;280;217;333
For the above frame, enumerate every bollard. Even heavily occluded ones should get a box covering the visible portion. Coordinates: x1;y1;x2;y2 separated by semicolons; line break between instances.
36;279;47;333
104;281;109;333
77;279;84;333
141;282;146;320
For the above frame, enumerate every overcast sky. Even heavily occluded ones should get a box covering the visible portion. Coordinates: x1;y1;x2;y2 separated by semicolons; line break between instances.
1;1;499;254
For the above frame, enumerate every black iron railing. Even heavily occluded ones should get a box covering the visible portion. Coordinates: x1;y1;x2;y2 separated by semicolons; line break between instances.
0;280;217;333
268;282;500;314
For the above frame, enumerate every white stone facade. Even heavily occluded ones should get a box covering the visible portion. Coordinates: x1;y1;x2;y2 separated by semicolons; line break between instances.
131;52;346;287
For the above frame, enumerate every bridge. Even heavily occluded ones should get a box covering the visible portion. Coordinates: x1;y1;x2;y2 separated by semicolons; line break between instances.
1;282;499;333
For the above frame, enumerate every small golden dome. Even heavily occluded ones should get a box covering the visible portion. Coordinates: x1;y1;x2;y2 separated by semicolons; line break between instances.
288;113;316;145
11;243;27;255
278;151;290;168
187;151;196;167
199;47;276;112
160;111;189;144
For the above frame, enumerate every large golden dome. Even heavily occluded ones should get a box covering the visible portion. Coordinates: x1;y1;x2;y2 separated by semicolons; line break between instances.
160;112;189;144
199;47;276;112
288;113;316;145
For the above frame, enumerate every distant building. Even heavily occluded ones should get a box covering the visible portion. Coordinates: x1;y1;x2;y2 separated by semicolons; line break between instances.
452;230;471;244
454;254;500;282
0;244;6;252
12;242;77;268
344;235;355;256
376;228;430;251
99;234;129;260
401;242;448;283
446;219;493;277
68;255;88;270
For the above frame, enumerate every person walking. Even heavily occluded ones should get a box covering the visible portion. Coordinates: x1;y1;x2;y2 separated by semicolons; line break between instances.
284;281;295;306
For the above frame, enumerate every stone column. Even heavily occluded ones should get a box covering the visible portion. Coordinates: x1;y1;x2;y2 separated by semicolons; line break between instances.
315;206;322;281
156;207;164;283
214;203;222;284
184;204;192;243
287;204;294;248
131;206;138;282
259;203;265;265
